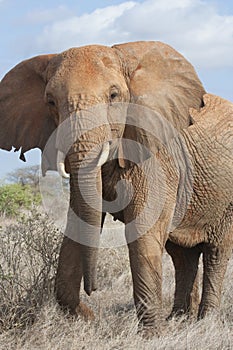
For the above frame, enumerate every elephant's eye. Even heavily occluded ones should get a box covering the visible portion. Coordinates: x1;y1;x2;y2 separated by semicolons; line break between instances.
47;95;56;107
110;92;118;100
48;99;55;107
109;87;120;102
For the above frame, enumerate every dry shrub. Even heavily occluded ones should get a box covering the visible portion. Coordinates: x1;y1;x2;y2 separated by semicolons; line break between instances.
0;213;232;349
0;212;62;331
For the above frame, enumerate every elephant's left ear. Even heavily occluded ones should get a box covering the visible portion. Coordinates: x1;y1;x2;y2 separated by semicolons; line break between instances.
0;54;57;162
113;41;205;130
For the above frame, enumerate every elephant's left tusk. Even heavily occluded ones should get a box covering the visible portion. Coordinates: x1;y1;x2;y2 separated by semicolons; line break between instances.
57;150;70;178
97;142;110;167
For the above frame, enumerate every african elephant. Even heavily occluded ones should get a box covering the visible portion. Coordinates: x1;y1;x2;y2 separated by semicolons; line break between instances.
0;41;207;332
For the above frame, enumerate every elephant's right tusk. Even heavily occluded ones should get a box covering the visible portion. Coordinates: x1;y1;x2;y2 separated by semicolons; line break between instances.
57;150;70;178
97;142;110;167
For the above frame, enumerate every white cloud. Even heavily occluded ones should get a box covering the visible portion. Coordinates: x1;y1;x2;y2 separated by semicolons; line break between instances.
36;2;136;51
34;0;233;68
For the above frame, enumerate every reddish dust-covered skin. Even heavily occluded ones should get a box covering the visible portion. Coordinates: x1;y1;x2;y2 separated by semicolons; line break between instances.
0;41;209;333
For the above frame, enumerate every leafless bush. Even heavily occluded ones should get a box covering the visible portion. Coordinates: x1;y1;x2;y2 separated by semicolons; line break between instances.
0;212;62;331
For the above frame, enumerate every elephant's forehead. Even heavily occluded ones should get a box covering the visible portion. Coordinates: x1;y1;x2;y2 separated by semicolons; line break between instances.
59;45;119;70
47;46;120;87
47;46;123;95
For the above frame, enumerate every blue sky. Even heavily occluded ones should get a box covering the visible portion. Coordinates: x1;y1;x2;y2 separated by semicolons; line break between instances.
0;0;233;180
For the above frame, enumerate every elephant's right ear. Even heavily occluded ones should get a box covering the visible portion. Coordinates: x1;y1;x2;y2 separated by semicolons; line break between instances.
0;54;57;161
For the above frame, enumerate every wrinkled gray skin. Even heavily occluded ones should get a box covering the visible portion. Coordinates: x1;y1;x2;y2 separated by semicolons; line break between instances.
167;94;233;320
104;94;233;329
0;41;217;333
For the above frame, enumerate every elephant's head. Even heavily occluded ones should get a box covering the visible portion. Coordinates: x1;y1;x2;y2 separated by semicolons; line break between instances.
0;41;205;296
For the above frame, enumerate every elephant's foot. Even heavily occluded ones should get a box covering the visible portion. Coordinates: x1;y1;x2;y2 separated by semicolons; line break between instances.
166;305;197;321
58;300;95;321
137;321;165;339
167;289;200;321
166;308;187;320
197;305;220;320
74;302;95;321
138;326;160;339
137;317;165;339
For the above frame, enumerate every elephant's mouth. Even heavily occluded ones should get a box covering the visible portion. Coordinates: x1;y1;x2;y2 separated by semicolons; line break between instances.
110;127;121;139
109;123;125;139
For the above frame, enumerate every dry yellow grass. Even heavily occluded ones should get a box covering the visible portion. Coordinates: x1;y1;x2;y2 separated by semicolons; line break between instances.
0;212;232;349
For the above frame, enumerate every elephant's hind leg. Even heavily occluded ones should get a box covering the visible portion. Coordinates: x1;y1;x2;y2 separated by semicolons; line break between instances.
198;243;232;319
166;240;201;318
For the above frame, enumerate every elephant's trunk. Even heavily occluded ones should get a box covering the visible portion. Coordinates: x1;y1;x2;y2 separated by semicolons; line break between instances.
66;142;108;296
75;163;102;296
57;112;111;296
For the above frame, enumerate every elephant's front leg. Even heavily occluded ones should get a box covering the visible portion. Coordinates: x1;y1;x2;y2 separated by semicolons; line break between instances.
128;232;163;334
55;236;94;320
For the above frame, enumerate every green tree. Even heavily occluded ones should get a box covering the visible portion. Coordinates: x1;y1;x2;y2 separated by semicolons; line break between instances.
0;183;41;217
